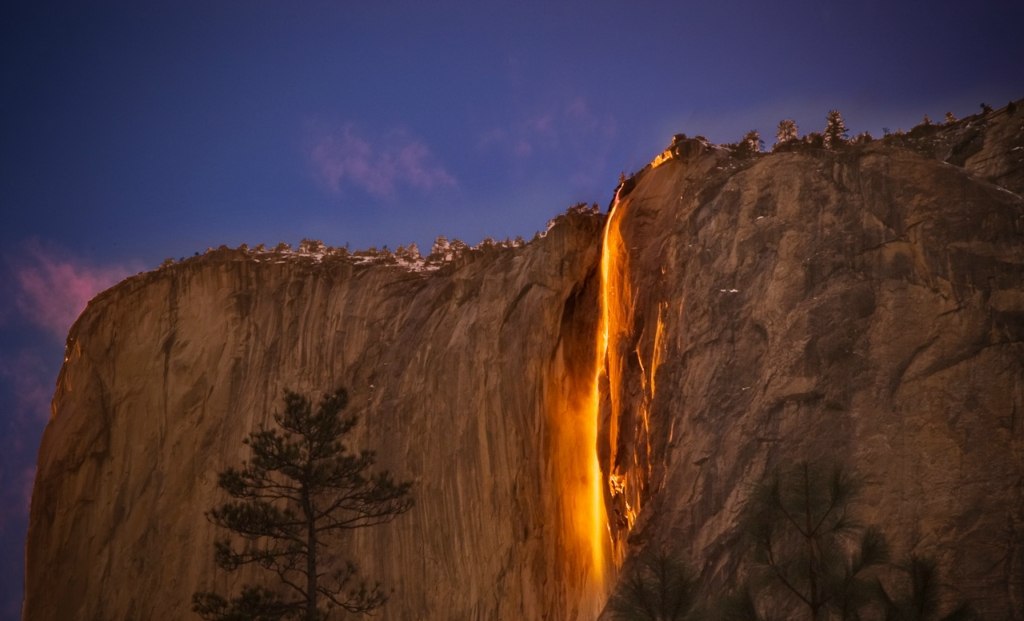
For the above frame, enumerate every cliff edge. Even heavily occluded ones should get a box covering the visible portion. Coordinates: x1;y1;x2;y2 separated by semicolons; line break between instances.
25;103;1024;619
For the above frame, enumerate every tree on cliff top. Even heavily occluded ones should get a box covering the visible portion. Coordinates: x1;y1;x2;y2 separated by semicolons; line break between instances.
823;110;849;150
192;388;413;621
774;119;799;149
741;130;765;155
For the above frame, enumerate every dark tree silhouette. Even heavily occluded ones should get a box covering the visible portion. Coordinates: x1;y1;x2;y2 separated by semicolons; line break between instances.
876;556;975;621
605;548;701;621
741;461;888;621
742;130;764;154
727;130;764;158
775;119;799;148
718;585;782;621
823;110;848;150
193;388;413;621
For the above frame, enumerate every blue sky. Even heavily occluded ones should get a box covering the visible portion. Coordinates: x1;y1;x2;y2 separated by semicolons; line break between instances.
1;0;1022;616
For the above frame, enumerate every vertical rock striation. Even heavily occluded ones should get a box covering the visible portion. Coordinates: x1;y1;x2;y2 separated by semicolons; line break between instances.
596;107;1024;618
25;213;607;620
25;102;1024;620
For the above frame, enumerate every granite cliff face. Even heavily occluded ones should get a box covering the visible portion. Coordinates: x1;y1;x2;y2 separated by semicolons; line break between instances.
25;215;609;620
25;104;1024;620
595;105;1024;620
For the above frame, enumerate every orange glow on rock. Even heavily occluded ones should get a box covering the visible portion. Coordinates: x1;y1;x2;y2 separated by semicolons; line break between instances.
595;182;669;567
548;186;668;614
545;216;613;616
599;197;634;562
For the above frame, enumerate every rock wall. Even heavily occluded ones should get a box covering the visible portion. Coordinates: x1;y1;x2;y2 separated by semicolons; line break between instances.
596;111;1024;618
25;214;607;620
25;103;1024;620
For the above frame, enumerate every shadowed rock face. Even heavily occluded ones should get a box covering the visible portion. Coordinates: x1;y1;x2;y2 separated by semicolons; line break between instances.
25;103;1024;620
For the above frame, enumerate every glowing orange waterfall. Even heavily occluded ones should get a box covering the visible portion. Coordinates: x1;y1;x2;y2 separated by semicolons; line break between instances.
549;182;668;617
546;202;626;617
595;180;668;568
597;197;632;566
567;198;624;612
545;223;609;618
552;356;610;615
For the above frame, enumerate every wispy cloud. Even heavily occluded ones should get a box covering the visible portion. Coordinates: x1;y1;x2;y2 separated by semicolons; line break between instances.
478;96;620;194
309;125;457;199
479;96;618;161
9;240;140;341
0;242;140;540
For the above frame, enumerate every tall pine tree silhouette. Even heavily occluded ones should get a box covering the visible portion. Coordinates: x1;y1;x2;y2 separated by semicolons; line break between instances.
739;461;888;621
193;388;413;621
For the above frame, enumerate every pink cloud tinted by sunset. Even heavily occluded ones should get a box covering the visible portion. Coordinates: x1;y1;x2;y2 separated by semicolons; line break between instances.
12;242;140;340
309;125;457;199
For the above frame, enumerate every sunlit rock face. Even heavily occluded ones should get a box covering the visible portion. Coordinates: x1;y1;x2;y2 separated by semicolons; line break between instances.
24;214;607;621
25;104;1024;621
595;106;1024;619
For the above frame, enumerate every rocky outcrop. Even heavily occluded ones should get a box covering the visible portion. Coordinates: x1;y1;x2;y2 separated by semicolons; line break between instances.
899;102;1024;195
596;105;1024;619
25;102;1024;620
25;214;607;620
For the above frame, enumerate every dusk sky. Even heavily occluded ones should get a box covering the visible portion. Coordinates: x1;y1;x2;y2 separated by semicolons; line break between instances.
1;1;1022;616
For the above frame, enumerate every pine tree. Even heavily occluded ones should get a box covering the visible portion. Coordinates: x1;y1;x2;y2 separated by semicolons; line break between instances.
876;556;975;621
605;548;700;621
823;110;848;150
395;243;421;263
944;112;956;124
193;389;413;621
742;130;764;154
775;119;799;148
851;131;874;146
428;236;450;262
741;461;888;621
449;238;469;258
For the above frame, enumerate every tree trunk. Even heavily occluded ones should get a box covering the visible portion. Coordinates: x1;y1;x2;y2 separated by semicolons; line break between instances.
305;488;317;621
